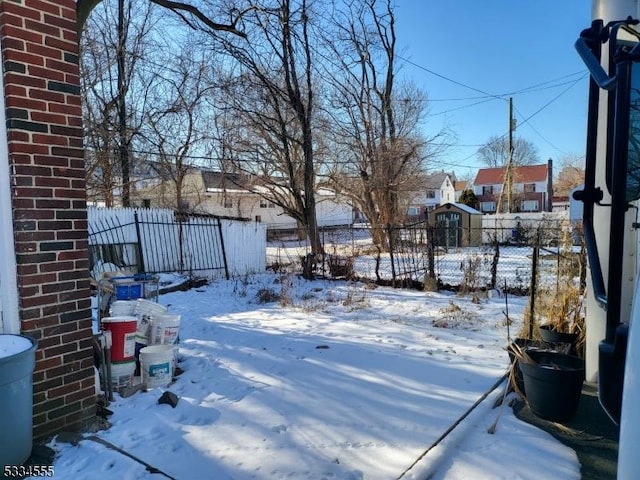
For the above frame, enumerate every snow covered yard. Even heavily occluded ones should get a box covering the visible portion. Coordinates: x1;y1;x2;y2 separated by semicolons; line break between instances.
42;274;580;480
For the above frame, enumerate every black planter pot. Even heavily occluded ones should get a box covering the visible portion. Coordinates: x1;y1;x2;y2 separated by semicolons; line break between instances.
539;325;579;354
518;350;585;423
508;339;573;394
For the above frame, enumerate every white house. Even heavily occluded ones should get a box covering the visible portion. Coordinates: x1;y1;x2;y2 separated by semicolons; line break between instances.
134;170;353;230
406;171;457;219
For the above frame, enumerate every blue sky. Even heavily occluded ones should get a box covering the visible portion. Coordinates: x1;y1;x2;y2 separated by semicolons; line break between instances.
393;2;593;179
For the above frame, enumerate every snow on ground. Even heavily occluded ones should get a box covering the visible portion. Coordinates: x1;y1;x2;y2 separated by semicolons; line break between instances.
40;274;580;480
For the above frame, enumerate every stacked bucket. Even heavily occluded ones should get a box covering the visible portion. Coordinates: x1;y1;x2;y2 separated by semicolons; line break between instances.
102;298;181;390
134;299;181;388
101;302;138;390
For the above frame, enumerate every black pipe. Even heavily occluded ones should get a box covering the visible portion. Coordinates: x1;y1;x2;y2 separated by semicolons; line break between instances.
575;20;608;309
606;55;633;343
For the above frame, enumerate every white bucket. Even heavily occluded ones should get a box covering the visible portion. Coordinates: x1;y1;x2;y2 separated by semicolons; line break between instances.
110;360;135;389
139;345;173;388
110;300;137;316
134;299;167;345
134;298;167;317
135;315;152;346
150;314;181;346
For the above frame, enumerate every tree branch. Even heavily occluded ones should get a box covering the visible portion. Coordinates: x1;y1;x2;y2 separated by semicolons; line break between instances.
148;0;248;38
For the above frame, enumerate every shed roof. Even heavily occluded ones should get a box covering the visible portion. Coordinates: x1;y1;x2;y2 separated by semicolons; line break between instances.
433;202;483;215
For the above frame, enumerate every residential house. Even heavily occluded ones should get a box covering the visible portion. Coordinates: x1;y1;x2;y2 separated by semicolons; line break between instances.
473;160;554;213
406;171;457;220
552;195;571;213
133;170;353;230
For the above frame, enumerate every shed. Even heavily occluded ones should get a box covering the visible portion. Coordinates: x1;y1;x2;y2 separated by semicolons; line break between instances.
429;203;483;247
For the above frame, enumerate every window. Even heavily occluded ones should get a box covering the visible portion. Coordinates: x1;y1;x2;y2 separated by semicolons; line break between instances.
521;200;539;211
524;183;536;193
426;190;436;198
255;215;261;222
482;185;493;195
142;199;151;208
260;199;276;208
407;206;420;216
481;201;496;212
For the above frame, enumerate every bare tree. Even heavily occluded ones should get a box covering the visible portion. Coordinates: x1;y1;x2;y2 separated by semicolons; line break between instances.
137;52;216;211
323;0;439;249
477;135;540;168
212;0;324;269
554;154;585;196
77;0;250;37
80;0;157;206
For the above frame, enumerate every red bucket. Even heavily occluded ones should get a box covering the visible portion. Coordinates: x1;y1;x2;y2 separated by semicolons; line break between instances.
102;316;138;362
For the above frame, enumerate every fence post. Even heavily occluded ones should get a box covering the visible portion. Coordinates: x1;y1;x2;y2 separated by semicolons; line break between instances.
388;223;397;287
426;223;435;280
528;227;541;339
490;234;499;289
217;218;230;280
134;212;146;273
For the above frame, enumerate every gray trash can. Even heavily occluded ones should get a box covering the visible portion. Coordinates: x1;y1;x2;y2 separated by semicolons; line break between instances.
0;334;37;470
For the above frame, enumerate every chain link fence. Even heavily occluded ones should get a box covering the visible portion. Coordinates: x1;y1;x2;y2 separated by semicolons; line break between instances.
266;219;584;295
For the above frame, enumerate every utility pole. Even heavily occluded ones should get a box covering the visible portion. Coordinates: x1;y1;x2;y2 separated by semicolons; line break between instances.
506;97;515;213
496;97;515;213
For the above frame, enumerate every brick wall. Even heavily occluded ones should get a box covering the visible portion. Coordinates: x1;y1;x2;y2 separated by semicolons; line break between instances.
0;0;96;438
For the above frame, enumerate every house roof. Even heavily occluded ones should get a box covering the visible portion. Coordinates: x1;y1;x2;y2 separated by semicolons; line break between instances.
201;171;253;191
454;180;468;191
474;163;549;186
425;171;456;189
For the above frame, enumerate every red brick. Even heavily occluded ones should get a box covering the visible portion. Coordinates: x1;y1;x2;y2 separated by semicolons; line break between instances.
2;37;25;51
25;19;61;38
28;65;65;82
5;71;46;88
0;2;42;21
3;25;43;45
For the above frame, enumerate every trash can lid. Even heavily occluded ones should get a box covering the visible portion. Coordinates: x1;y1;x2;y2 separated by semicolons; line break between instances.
0;335;34;360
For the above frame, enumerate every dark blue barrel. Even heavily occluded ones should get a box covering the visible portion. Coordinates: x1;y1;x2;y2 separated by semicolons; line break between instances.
0;334;37;470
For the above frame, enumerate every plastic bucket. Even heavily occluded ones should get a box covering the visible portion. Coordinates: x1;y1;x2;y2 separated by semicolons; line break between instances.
135;315;152;346
110;300;137;316
102;316;137;362
0;334;37;471
140;345;174;388
134;299;167;345
110;360;135;389
134;299;167;317
150;314;181;346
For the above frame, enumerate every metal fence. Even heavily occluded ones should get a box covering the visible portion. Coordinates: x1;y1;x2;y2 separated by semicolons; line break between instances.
88;208;229;279
266;219;584;294
89;207;268;280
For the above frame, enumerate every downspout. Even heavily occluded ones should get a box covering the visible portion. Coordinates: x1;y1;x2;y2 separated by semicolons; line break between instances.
0;62;21;334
